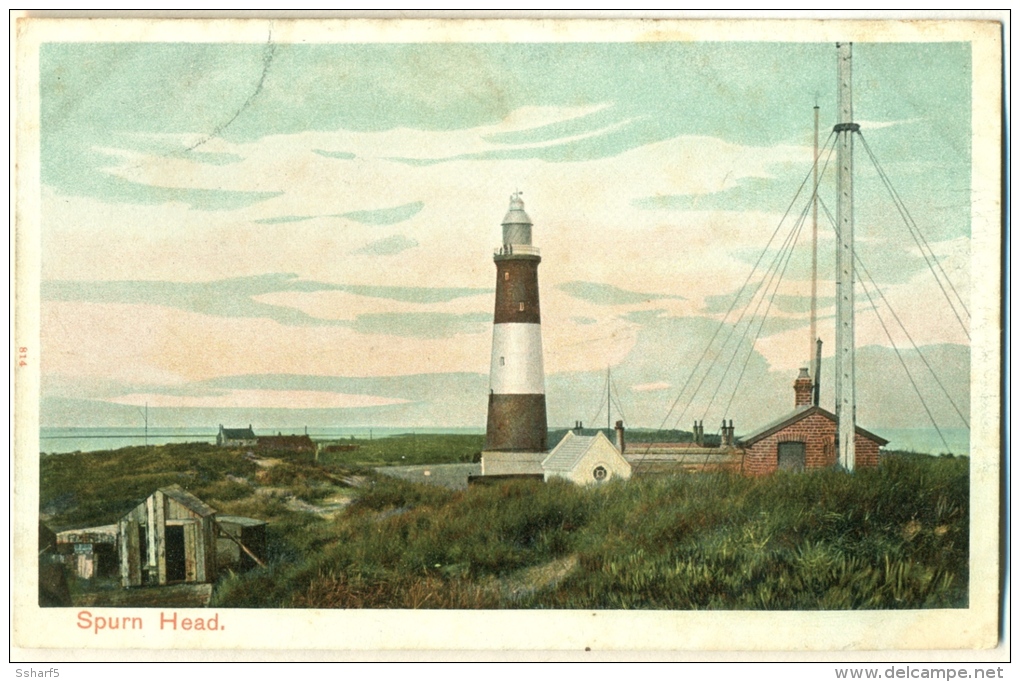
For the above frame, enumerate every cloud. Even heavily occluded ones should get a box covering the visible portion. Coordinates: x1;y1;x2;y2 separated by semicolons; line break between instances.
337;201;425;225
631;175;800;213
42;274;343;327
703;288;836;316
632;381;671;392
42;274;491;327
178;150;245;165
349;312;491;339
312;149;356;160
255;215;315;224
352;235;419;256
107;389;410;410
339;285;489;304
558;281;684;306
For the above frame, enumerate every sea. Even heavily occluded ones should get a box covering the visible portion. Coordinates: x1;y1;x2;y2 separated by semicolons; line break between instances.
36;426;970;456
38;426;484;455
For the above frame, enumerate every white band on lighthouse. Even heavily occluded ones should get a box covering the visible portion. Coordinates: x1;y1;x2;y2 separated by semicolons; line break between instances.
489;323;546;395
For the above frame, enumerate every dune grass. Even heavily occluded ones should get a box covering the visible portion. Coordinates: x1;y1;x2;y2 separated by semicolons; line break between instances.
39;439;967;610
317;433;485;468
213;452;968;610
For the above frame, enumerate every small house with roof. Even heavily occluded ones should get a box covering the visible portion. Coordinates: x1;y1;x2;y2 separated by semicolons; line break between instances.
542;429;632;485
217;424;257;448
738;368;887;475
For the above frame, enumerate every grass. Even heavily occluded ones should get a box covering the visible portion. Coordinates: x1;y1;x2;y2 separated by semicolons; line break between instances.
317;433;485;468
40;442;260;529
212;451;969;610
40;438;968;610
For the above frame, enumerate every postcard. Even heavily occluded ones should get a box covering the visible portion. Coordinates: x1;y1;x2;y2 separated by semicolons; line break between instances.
13;17;1004;657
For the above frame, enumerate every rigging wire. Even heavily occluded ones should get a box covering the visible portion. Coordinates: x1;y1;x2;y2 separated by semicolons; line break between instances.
857;133;970;339
694;194;815;430
698;148;836;427
817;194;969;429
633;132;837;468
587;370;610;429
610;373;629;427
856;267;954;454
718;199;811;423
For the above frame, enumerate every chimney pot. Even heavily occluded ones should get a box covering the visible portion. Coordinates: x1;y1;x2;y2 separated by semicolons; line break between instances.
794;367;814;407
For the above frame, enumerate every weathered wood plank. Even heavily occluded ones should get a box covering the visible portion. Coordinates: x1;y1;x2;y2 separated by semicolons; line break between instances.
155;491;167;585
186;522;199;582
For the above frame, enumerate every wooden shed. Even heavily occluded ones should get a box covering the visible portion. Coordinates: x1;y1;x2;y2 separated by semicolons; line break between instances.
215;515;267;572
56;523;118;580
118;485;218;588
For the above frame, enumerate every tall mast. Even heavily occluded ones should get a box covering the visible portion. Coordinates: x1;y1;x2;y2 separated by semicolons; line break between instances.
834;42;859;472
810;104;819;382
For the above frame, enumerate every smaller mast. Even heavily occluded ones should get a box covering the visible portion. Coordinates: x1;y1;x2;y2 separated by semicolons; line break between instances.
813;338;823;407
810;104;819;381
607;366;611;435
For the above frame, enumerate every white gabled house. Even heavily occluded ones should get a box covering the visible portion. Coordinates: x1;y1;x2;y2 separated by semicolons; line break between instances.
542;430;632;485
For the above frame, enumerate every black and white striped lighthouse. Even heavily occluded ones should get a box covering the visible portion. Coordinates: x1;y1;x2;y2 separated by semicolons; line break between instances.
485;192;548;454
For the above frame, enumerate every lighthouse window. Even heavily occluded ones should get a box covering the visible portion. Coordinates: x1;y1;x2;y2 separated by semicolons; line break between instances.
499;357;505;366
593;466;608;481
504;272;510;281
519;302;525;312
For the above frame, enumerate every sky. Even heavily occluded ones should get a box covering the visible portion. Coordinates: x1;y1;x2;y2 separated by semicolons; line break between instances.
37;38;974;443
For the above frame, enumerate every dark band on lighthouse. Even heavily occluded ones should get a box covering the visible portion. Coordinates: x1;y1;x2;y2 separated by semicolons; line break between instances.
485;192;548;453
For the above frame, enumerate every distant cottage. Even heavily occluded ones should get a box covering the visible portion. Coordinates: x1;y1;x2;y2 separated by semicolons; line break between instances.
738;368;887;475
217;424;257;448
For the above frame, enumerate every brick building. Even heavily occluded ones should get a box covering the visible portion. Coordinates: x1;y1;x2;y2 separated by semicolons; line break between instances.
257;433;315;454
738;368;887;475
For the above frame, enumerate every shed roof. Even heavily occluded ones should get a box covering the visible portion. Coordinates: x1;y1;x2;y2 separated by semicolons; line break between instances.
738;405;888;448
159;484;217;517
216;515;266;528
543;431;617;471
56;524;119;544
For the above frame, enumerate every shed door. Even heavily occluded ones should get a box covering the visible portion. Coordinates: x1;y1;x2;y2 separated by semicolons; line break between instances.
778;442;806;472
165;525;187;582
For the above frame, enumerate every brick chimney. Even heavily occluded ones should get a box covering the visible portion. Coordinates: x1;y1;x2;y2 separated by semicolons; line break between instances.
794;367;813;407
614;420;625;453
719;419;734;447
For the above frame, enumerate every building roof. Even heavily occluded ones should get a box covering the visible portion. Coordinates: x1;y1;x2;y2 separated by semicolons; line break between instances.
543;431;618;471
257;434;314;448
737;405;888;448
56;524;119;544
158;484;217;517
221;426;256;440
216;515;266;528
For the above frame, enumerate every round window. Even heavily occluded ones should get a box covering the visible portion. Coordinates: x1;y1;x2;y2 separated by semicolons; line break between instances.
593;465;608;481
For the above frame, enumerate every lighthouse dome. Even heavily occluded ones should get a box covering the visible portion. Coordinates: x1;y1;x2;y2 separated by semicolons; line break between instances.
502;193;533;227
501;192;533;246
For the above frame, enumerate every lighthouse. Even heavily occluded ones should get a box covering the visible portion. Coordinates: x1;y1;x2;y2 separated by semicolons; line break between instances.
481;192;549;475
